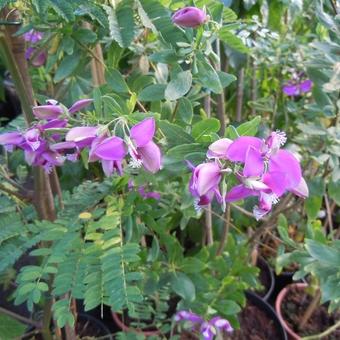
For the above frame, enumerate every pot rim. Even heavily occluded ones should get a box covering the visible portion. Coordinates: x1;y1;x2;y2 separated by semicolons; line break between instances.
257;256;275;301
275;282;309;340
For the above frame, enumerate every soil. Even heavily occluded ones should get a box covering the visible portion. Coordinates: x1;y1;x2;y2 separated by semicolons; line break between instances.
282;286;340;339
224;302;281;340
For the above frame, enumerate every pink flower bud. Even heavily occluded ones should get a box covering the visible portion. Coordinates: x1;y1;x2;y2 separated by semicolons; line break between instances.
172;7;207;28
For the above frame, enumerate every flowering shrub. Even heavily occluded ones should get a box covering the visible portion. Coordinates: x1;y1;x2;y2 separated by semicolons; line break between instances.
0;1;338;339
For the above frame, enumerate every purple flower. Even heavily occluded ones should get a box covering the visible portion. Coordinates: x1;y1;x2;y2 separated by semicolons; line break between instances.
129;118;162;173
50;141;79;162
66;126;98;148
32;104;64;120
174;311;233;340
225;132;306;219
89;135;126;177
172;7;207;28
189;162;222;207
207;138;232;159
24;30;43;43
138;186;161;200
68;99;93;114
0;131;24;151
174;311;203;324
282;78;313;96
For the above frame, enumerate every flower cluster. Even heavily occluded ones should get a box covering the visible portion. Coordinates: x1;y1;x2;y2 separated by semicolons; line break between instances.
0;99;162;177
282;72;312;97
24;29;47;67
174;311;233;340
189;131;309;220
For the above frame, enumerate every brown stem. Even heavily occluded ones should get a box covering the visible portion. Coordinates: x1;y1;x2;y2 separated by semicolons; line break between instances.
204;94;211;117
251;58;257;116
0;183;30;201
205;204;214;246
236;68;244;122
299;290;321;330
49;168;64;210
215;40;226;135
0;307;41;328
83;22;105;86
216;205;230;256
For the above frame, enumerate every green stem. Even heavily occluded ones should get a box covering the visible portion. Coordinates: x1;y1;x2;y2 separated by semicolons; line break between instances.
301;319;340;340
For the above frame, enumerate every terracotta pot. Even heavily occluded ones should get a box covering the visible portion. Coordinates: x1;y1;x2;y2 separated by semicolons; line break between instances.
275;282;308;340
112;311;161;336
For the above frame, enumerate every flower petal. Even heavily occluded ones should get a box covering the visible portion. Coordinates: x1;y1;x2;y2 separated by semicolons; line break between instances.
226;136;262;163
282;84;299;96
299;79;312;93
93;136;126;161
68;99;93;114
225;184;257;202
207;138;232;159
243;146;264;177
290;177;309;198
138;141;162;173
194;162;220;197
269;149;302;189
130;118;155;147
33;105;63;120
262;171;288;197
172;7;207;28
0;132;24;146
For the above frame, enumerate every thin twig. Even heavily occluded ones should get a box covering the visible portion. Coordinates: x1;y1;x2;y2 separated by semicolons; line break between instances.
301;319;340;340
205;204;213;246
324;194;334;239
0;307;41;328
217;205;230;256
236;68;244;122
0;183;29;201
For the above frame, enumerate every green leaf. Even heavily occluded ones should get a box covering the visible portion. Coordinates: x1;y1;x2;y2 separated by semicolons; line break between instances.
0;313;26;339
192;118;220;140
159;121;194;148
165;71;192;101
219;28;249;54
104;1;135;48
54;52;79;82
218;71;237;88
226;116;261;138
138;84;166;101
177;97;193;124
196;57;223;94
215;299;241;315
328;181;340;205
167;143;203;160
171;272;196;302
50;0;75;21
147;236;160;262
73;28;97;44
106;68;130;94
305;239;340;266
180;258;206;273
305;196;322;220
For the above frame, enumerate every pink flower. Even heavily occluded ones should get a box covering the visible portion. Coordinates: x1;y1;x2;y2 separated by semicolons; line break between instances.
128;118;162;173
172;7;207;28
68;99;93;114
189;162;222;207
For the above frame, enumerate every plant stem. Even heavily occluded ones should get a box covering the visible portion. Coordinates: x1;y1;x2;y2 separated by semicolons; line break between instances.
251;57;257;116
324;194;334;239
216;205;230;256
299;290;321;330
236;68;244;122
215;39;226;135
301;319;340;340
0;307;41;328
204;93;213;245
0;183;29;201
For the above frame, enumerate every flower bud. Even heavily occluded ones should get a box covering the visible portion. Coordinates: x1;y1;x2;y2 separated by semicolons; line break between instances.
172;7;207;28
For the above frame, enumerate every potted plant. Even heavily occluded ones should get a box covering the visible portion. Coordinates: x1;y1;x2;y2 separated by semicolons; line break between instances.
276;220;340;339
